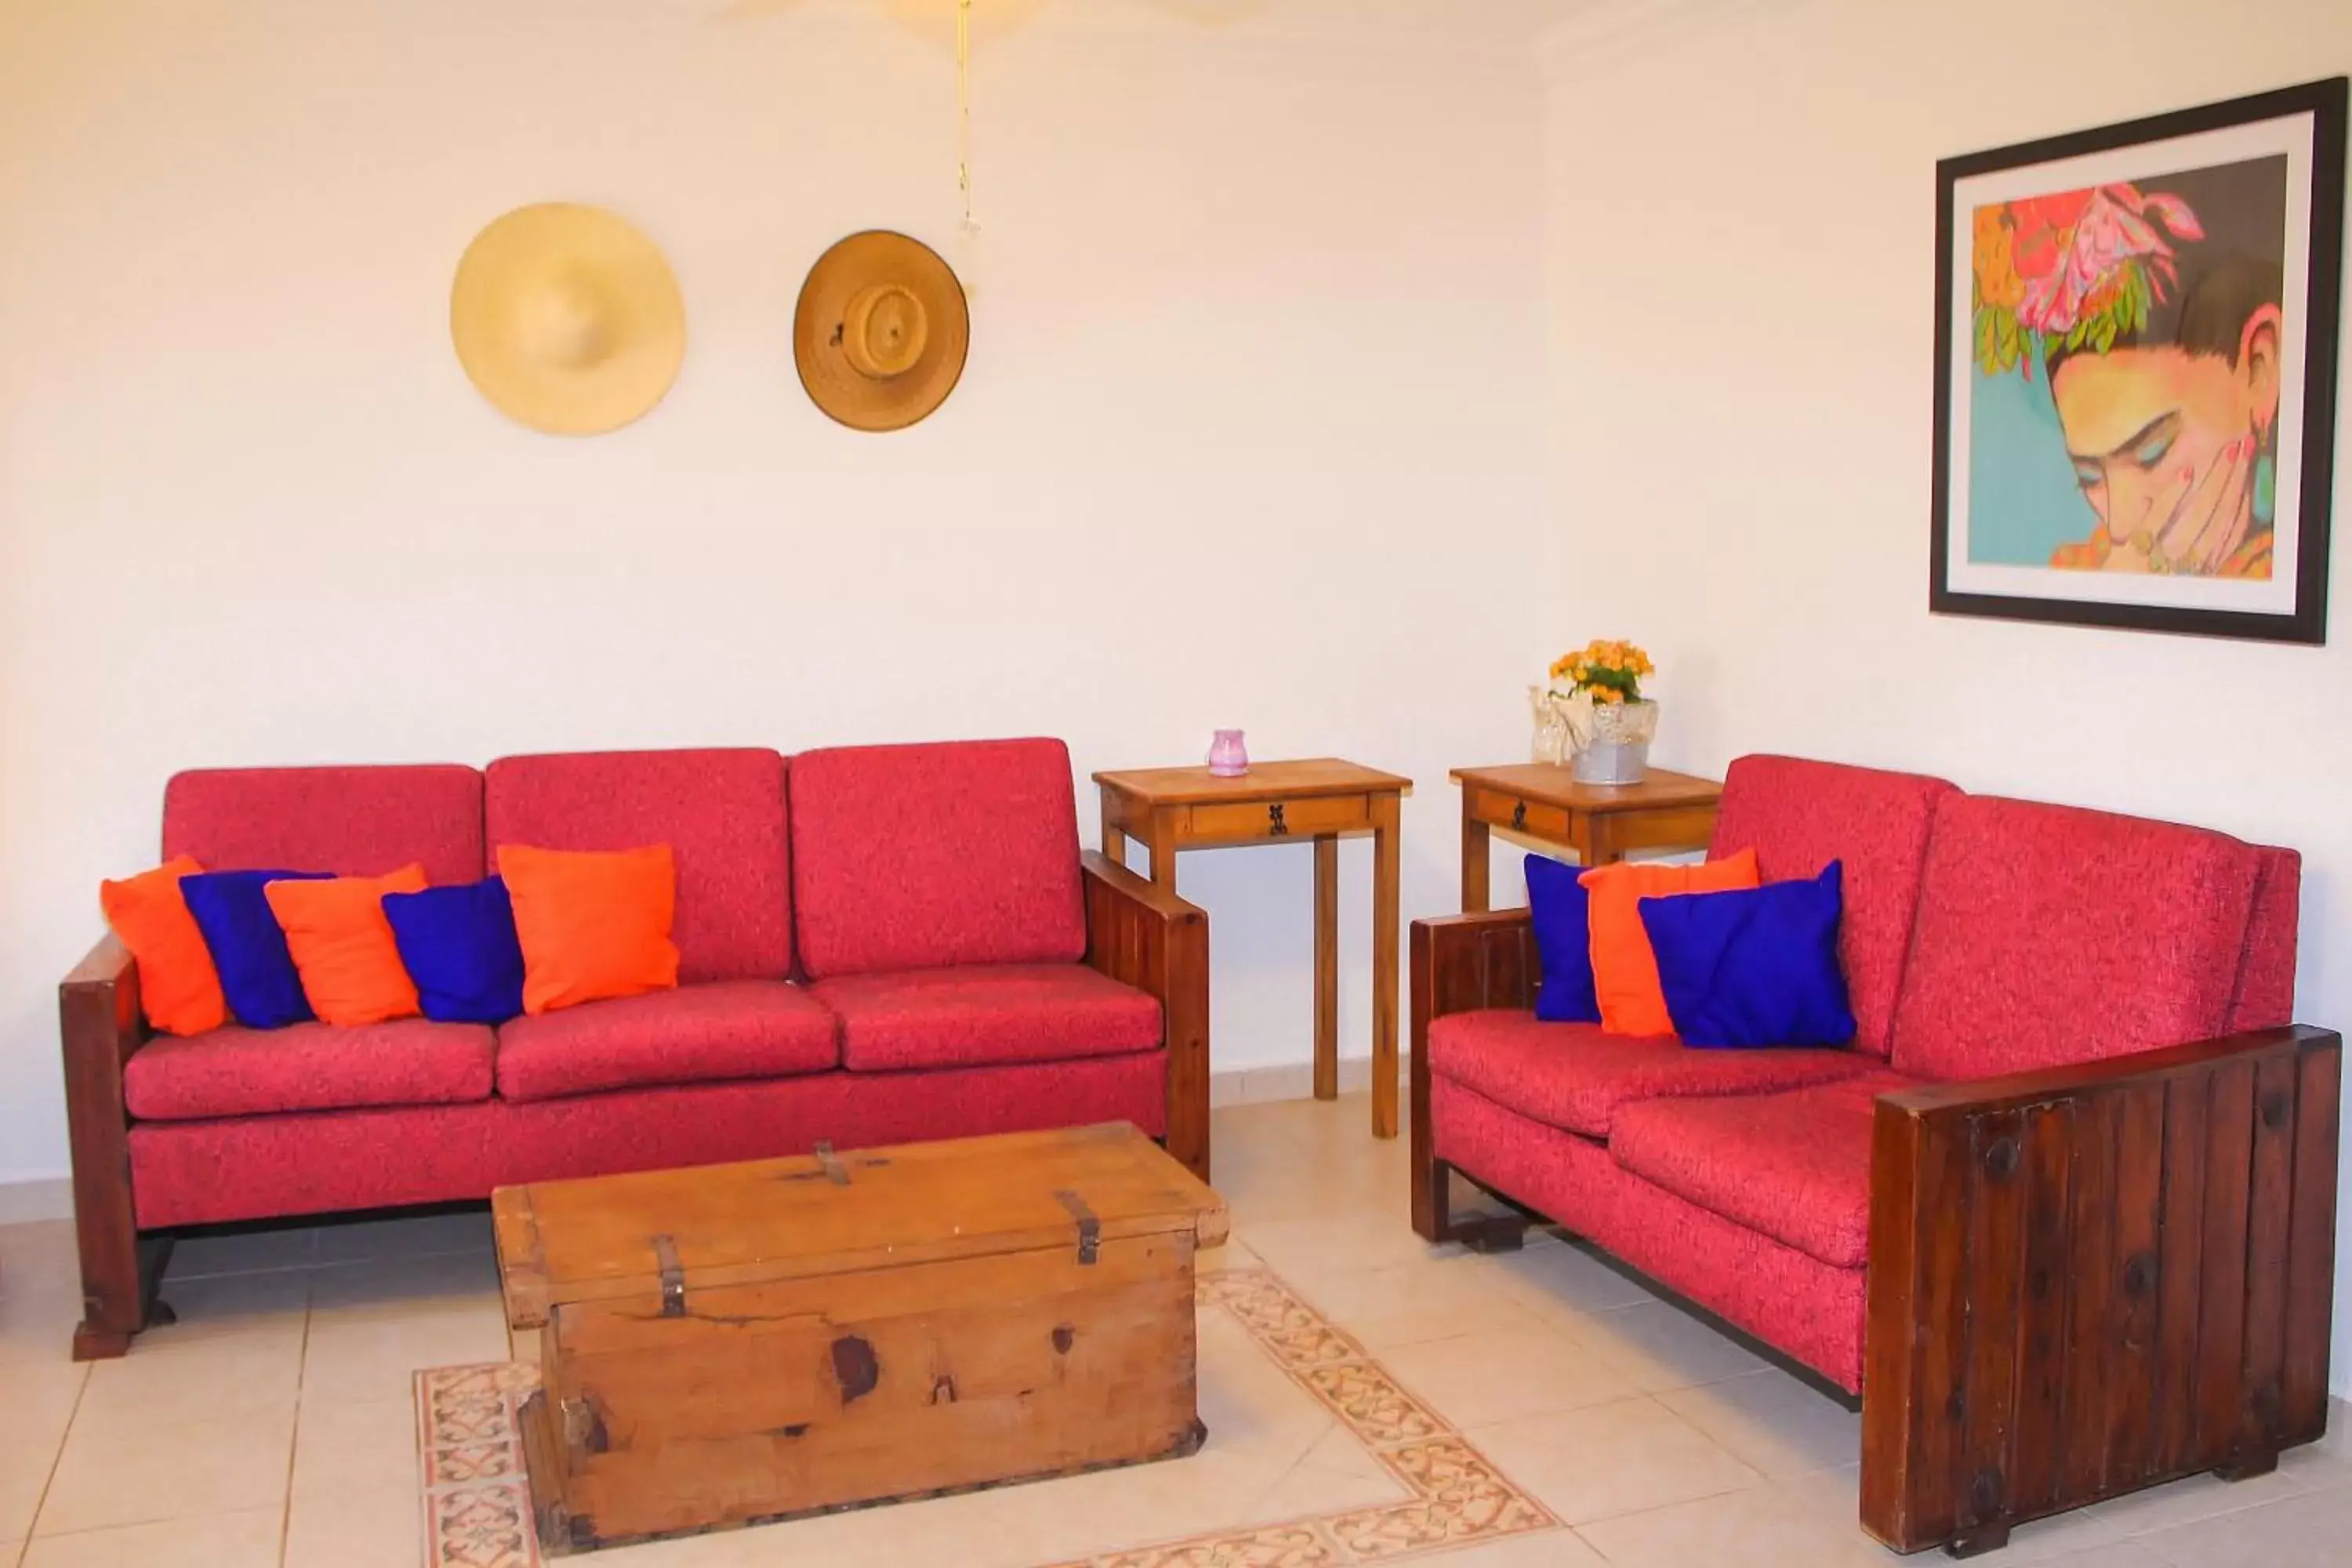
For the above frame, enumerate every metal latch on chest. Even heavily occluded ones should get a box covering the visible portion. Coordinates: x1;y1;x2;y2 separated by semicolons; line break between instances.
1054;1189;1100;1265
652;1233;685;1318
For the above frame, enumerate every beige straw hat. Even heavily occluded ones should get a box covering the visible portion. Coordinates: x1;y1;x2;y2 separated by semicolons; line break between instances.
793;230;970;432
449;203;686;436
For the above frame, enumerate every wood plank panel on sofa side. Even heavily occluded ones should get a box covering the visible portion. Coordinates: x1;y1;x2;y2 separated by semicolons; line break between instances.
1080;851;1210;1183
1860;1025;2343;1555
59;933;159;1359
1409;910;1536;1244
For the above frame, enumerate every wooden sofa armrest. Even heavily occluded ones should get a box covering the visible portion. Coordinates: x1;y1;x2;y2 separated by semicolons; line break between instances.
1861;1023;2342;1556
1412;909;1537;1022
60;933;169;1358
1080;851;1210;1182
1408;909;1538;1243
60;931;143;1113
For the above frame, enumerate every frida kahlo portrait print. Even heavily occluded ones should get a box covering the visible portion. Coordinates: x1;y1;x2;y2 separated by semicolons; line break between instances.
1932;78;2346;644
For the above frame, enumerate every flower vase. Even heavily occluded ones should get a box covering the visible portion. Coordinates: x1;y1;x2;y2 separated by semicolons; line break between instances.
1571;699;1659;785
1528;688;1573;766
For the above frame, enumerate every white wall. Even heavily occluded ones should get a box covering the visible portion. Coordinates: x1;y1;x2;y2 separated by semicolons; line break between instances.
0;0;1559;1183
1538;0;2352;1395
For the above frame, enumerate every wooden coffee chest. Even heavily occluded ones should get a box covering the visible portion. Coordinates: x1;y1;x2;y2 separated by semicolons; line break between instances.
491;1123;1229;1552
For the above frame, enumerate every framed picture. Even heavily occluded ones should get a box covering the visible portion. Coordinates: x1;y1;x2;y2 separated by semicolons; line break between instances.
1932;78;2347;644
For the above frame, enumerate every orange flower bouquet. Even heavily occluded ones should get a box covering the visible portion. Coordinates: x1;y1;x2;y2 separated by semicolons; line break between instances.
1534;640;1661;782
1548;639;1654;706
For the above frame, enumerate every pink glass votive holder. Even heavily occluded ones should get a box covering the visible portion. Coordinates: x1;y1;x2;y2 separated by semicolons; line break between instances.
1207;729;1250;777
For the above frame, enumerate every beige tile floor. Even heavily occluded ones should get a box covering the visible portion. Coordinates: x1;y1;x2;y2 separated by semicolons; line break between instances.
1;1094;2346;1566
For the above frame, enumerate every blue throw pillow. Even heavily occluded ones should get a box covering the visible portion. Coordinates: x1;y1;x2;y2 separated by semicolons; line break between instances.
381;877;526;1025
178;869;333;1029
1525;854;1601;1025
1637;861;1857;1050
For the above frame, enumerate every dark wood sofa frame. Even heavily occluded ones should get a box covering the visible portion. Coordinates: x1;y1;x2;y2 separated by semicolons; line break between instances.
61;851;1208;1361
1410;909;2341;1557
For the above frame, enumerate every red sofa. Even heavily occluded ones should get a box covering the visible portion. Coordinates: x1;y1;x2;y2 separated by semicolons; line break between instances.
61;738;1208;1359
1410;754;2340;1555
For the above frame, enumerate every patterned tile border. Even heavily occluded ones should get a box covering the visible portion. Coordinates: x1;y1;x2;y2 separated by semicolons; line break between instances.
416;1269;1559;1567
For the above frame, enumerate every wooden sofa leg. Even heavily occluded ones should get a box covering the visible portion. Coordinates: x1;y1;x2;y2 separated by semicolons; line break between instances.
2216;1447;2279;1482
71;1206;139;1359
73;1230;172;1361
1454;1214;1529;1253
1944;1522;2012;1559
1412;1144;1527;1250
1413;1152;1455;1243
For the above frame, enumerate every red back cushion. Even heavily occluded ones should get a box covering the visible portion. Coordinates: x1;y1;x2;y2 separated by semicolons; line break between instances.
163;765;484;884
2227;845;2301;1032
1889;794;2259;1083
1709;754;1958;1057
791;739;1086;979
485;749;789;984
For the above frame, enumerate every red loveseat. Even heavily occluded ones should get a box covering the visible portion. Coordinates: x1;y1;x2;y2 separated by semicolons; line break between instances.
1410;754;2340;1555
61;739;1207;1359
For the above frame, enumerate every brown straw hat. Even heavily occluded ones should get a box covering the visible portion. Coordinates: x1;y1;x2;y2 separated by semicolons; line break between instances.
450;203;686;436
793;230;970;432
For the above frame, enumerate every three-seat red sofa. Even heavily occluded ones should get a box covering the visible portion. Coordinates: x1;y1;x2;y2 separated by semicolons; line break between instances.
1410;754;2339;1555
61;738;1207;1359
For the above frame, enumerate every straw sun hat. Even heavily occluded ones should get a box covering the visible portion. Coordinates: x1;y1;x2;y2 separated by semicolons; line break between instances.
449;203;687;436
793;230;971;432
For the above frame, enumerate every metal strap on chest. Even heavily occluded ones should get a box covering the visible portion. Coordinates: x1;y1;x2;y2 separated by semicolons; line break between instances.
652;1233;685;1318
1054;1189;1101;1265
815;1140;851;1186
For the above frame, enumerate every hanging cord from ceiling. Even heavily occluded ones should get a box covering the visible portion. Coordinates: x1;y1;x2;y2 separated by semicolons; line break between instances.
956;0;977;241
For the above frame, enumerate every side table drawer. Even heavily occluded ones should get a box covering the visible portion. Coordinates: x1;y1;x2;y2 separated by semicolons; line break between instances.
1187;793;1371;844
1469;789;1570;840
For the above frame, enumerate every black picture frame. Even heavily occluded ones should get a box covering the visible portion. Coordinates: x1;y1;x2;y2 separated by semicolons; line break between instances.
1930;77;2347;644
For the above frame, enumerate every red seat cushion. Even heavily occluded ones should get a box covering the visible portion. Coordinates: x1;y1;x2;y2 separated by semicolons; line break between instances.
1608;1072;1920;1269
812;964;1161;1073
495;980;837;1102
789;739;1087;979
126;1052;1171;1230
163;764;485;886
485;749;792;983
124;1020;494;1120
1889;795;2259;1083
1708;754;1957;1057
1424;1008;1871;1138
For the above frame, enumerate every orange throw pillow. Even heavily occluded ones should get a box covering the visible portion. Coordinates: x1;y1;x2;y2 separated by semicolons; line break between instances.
1580;849;1760;1037
497;843;681;1016
264;865;430;1027
100;856;228;1036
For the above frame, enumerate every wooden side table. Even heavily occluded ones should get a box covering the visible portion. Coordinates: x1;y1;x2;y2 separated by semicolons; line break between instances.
1094;759;1412;1140
1450;762;1723;910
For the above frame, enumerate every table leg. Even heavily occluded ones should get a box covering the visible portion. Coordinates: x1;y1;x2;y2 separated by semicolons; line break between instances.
1313;834;1338;1102
1371;793;1400;1140
1099;793;1127;867
1460;796;1490;913
1146;807;1178;892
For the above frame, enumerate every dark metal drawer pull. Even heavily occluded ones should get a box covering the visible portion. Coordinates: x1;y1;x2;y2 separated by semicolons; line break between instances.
1268;803;1289;836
